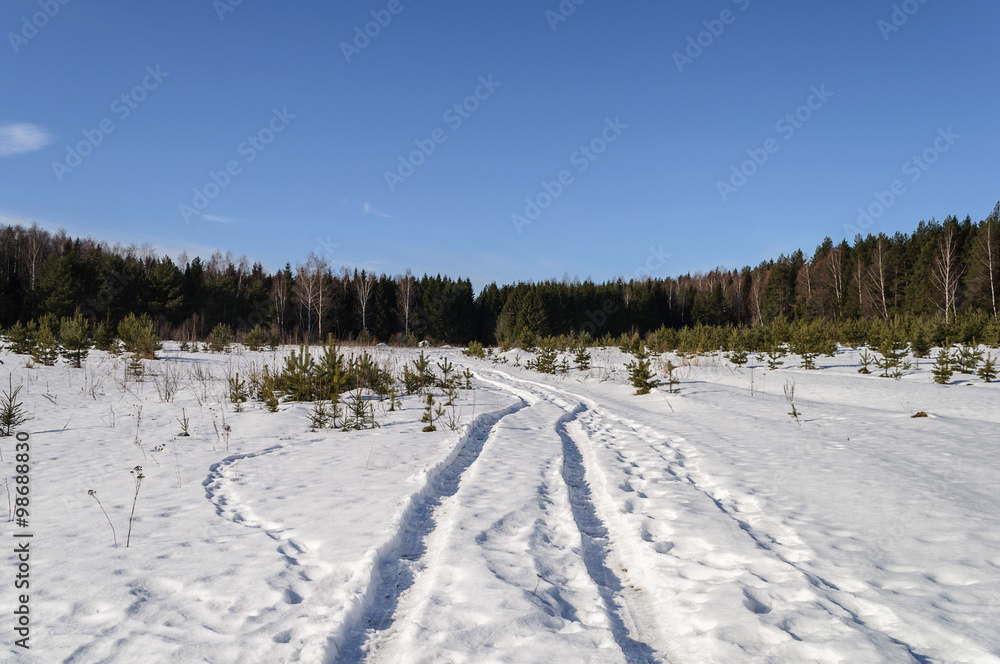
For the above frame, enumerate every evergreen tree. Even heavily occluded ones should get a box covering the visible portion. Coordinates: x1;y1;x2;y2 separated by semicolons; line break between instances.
59;314;92;368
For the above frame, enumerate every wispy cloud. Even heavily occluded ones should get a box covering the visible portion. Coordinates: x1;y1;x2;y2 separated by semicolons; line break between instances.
0;123;52;157
200;214;239;225
362;202;393;218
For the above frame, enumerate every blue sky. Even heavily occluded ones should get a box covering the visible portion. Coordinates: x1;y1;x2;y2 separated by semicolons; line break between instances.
2;0;998;291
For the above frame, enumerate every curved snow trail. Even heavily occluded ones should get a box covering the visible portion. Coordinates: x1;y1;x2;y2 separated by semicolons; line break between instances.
357;376;666;664
477;368;938;662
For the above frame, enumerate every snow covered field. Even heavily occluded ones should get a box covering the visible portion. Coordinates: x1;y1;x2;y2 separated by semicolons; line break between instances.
2;343;999;663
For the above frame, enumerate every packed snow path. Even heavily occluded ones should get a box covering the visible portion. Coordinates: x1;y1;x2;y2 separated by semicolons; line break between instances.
343;376;662;663
345;364;1000;663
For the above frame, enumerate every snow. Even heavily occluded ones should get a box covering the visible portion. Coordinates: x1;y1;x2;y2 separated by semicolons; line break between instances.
2;343;999;663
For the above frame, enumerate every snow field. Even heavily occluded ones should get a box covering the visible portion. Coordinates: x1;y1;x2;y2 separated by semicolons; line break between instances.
2;343;999;663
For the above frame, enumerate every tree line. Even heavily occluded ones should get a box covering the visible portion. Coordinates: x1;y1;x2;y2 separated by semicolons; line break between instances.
1;202;997;347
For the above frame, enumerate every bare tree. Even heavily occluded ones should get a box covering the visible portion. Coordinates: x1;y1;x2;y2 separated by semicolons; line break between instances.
354;269;376;331
396;270;417;336
930;224;963;322
973;202;999;317
293;254;329;344
749;269;767;326
866;236;891;320
271;266;291;342
825;246;844;306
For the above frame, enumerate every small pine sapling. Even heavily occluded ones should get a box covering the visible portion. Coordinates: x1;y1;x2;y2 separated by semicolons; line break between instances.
955;343;983;374
857;347;874;374
727;348;749;367
280;346;317;401
573;345;591;371
387;386;402;411
932;347;954;385
463;341;486;359
664;360;680;394
5;321;35;356
535;340;558;374
625;344;660;395
875;334;907;380
32;316;60;366
910;328;931;358
59;314;93;368
309;400;335;430
207;323;234;353
977;353;997;383
421;392;437;432
436;357;455;387
0;376;32;437
411;351;433;391
765;344;787;370
228;373;248;412
244;324;267;351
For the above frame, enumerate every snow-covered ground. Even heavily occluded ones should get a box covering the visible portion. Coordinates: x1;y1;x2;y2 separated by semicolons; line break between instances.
2;343;999;663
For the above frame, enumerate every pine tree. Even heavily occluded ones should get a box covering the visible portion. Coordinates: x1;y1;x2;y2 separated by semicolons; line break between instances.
59;314;92;368
857;347;874;374
932;346;954;385
5;321;35;356
625;344;659;395
977;353;997;383
32;315;60;366
535;339;558;374
0;376;31;437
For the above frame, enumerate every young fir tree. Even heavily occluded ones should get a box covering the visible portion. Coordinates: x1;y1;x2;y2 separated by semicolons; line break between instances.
625;344;659;395
932;346;954;385
857;347;874;374
59;314;93;368
32;315;60;366
244;325;267;351
977;353;998;383
764;343;787;370
207;323;233;353
910;327;932;358
535;339;558;374
5;321;35;356
0;375;32;437
954;343;983;374
875;333;907;379
573;344;591;371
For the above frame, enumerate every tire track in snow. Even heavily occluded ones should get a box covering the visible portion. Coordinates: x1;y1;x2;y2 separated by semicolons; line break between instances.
330;398;527;663
555;405;665;664
478;370;668;663
489;369;939;662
